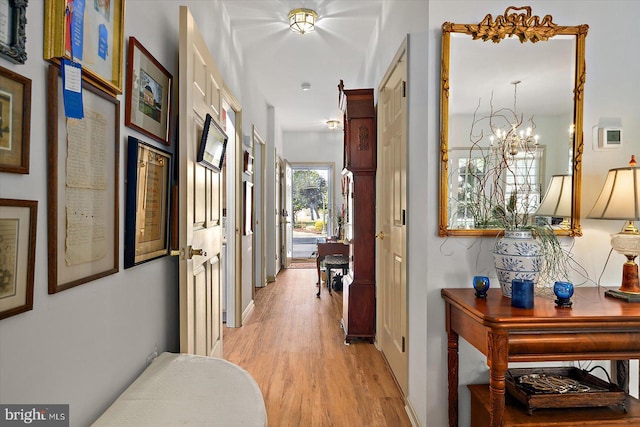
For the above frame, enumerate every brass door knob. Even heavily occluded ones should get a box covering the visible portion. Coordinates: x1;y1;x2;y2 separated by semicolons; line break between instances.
190;248;207;258
375;231;385;240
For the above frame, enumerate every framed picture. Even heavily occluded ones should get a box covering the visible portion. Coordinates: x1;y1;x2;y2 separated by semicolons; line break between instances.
243;150;254;175
44;0;125;95
0;0;28;64
0;65;31;174
197;113;228;172
46;64;119;293
125;37;172;145
124;136;172;268
244;181;253;235
0;198;36;320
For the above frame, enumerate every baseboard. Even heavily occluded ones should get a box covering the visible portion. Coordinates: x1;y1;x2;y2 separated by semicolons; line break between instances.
267;275;276;283
405;398;421;427
241;300;255;325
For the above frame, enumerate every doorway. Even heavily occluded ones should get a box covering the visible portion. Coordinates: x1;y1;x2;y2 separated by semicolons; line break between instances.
290;164;333;263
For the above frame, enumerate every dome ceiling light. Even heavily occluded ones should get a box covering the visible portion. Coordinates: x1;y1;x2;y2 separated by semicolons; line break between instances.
288;8;318;35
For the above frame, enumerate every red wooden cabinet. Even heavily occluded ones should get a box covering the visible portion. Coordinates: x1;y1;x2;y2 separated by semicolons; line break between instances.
338;81;376;343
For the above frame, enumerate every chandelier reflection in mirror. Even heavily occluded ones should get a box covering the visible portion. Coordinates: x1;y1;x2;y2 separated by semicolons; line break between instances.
451;80;545;230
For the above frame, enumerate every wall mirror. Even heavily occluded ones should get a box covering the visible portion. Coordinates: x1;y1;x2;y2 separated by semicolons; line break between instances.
439;6;588;237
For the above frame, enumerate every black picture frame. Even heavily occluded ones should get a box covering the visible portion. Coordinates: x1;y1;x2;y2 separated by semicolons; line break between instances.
197;113;227;172
124;136;172;268
0;0;27;64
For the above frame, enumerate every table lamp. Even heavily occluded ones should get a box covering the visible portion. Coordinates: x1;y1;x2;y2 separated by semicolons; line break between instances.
536;174;572;228
587;155;640;301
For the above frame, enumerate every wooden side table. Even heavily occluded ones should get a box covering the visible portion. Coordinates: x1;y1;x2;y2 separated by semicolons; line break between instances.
442;287;640;427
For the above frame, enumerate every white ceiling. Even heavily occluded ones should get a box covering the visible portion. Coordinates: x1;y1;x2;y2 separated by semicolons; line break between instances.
220;0;383;132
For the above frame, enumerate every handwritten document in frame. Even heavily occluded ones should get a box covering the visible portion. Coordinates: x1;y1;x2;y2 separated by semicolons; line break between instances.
124;137;171;268
47;64;119;294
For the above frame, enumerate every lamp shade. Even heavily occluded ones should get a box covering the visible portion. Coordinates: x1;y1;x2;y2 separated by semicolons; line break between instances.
536;175;572;218
587;166;640;220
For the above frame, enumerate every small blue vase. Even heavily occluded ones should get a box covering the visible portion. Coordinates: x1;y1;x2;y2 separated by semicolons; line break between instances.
473;276;490;298
511;279;534;309
554;281;574;308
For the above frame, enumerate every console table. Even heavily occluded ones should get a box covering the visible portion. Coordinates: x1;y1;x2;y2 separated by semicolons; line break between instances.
441;287;640;427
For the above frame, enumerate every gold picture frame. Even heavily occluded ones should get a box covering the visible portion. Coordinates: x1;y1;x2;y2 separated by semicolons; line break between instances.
44;0;125;95
124;136;172;268
0;198;37;320
47;64;119;293
0;65;31;174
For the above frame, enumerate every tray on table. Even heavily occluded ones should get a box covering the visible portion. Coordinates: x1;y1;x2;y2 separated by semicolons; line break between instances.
506;367;627;414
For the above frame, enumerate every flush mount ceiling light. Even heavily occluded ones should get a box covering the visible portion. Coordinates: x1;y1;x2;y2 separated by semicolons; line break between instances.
326;120;341;130
301;82;311;91
288;8;318;35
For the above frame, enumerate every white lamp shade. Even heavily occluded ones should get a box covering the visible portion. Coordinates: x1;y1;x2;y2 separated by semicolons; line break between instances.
588;166;640;220
536;175;572;218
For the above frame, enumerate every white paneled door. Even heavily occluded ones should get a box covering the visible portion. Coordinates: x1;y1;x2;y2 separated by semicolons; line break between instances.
177;7;224;357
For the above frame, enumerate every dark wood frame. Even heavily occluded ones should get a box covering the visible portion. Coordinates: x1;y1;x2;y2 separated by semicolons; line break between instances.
244;181;253;235
197;113;227;172
0;65;31;173
46;64;119;293
0;198;36;320
243;150;254;175
124;136;172;268
0;0;28;64
44;0;125;95
125;37;173;145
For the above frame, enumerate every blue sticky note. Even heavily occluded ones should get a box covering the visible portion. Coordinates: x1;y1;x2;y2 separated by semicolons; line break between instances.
70;0;85;61
62;59;84;119
98;24;108;60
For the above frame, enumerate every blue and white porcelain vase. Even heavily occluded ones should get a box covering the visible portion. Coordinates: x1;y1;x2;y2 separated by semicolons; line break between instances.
493;229;542;297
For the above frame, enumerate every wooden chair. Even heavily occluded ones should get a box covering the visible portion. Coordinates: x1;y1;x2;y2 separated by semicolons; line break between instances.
315;242;349;297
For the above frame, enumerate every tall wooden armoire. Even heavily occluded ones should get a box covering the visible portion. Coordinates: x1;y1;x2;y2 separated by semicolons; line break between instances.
338;80;376;343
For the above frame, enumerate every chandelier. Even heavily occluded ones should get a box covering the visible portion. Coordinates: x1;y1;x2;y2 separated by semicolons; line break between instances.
288;8;318;35
489;81;539;156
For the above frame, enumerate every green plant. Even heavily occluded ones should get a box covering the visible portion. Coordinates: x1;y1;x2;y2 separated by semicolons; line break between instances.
314;220;324;232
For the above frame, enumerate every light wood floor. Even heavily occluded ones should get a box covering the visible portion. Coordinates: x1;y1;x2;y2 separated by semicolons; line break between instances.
224;268;411;427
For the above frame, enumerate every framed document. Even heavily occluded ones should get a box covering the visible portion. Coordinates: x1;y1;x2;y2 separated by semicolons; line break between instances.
0;65;31;174
44;0;125;95
46;64;119;293
0;198;36;320
125;37;173;145
0;0;28;64
124;136;172;268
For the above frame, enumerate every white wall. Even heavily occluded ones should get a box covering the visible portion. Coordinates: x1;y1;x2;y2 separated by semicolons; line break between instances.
0;1;272;425
360;1;640;426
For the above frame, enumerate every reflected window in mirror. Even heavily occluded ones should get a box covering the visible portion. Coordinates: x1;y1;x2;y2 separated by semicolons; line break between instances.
439;6;588;237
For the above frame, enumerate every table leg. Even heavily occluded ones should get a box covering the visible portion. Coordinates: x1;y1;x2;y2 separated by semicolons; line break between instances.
615;360;630;394
447;329;459;427
487;330;508;427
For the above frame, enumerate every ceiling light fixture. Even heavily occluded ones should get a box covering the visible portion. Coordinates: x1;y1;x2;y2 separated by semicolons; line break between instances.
326;120;341;130
301;82;311;91
288;8;318;35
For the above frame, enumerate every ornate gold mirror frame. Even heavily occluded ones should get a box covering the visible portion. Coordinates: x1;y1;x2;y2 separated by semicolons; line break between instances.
439;6;588;237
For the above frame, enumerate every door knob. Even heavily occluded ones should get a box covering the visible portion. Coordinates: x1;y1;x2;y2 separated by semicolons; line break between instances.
375;231;385;240
190;247;207;258
170;249;184;259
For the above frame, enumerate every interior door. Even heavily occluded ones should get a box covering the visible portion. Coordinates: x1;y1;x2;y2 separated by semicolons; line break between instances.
274;153;282;274
284;160;293;268
178;6;224;357
377;46;408;395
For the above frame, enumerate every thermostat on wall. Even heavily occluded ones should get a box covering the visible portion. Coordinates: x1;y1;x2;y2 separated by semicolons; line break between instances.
598;127;623;149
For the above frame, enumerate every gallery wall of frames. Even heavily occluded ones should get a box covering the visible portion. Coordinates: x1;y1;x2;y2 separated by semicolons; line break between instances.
0;0;178;320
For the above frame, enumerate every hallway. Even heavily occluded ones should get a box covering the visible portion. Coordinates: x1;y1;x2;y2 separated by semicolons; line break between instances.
224;268;411;426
